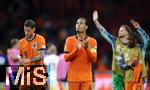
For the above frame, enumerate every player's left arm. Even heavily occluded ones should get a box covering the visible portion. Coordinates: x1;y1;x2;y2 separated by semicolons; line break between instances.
130;19;149;58
18;50;45;65
30;49;46;62
19;47;46;65
30;36;46;62
83;38;97;63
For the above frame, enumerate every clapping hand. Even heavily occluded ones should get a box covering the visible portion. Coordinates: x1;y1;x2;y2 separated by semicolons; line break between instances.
76;38;89;50
77;40;82;50
82;39;89;49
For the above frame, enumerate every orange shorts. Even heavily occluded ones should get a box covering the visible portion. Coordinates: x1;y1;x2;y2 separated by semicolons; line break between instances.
68;81;92;90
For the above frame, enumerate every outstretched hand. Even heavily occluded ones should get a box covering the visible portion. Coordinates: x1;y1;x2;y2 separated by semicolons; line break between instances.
130;19;141;29
93;10;99;21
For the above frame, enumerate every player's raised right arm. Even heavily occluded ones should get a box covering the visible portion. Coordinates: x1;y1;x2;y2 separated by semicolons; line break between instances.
93;10;104;32
93;10;116;45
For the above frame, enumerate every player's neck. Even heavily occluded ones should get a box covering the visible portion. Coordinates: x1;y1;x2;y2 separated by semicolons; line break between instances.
77;32;87;41
27;33;35;41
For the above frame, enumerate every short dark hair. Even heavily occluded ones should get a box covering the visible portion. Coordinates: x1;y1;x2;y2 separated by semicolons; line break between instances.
128;31;138;43
80;17;88;26
24;20;36;29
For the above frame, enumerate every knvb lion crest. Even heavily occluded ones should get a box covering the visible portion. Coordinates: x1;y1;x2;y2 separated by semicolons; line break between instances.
32;43;37;49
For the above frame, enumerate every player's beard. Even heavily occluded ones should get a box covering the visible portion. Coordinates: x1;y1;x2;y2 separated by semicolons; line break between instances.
76;29;84;33
26;33;34;40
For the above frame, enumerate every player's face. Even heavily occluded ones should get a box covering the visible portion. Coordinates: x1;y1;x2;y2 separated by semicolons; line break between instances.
118;26;128;38
127;36;136;46
126;36;131;44
24;26;35;38
75;18;88;33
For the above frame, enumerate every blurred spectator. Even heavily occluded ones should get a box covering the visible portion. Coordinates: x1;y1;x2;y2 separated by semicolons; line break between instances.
44;43;60;90
7;38;19;90
57;53;69;90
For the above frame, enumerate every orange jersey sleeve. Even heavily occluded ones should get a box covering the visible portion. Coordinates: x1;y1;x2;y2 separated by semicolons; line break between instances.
64;36;71;52
64;36;78;61
37;35;46;50
86;38;97;63
18;39;28;58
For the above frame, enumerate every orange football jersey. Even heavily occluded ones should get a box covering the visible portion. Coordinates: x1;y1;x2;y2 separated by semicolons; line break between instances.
19;34;46;65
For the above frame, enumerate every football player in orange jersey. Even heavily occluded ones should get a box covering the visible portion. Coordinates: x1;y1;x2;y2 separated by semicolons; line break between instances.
18;20;47;90
64;17;97;90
